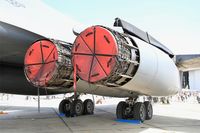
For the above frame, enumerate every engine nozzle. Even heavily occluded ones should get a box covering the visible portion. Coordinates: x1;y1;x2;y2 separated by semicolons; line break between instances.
72;26;140;86
72;26;118;83
24;39;73;88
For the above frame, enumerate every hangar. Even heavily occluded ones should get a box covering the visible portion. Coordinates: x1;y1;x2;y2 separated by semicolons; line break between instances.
176;54;200;91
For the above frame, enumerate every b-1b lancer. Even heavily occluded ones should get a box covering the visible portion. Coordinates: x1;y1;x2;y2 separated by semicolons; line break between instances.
1;0;199;122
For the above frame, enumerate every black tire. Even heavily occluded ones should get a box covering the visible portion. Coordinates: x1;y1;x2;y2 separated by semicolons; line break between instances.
71;99;84;116
116;101;128;119
83;99;94;115
144;101;153;120
133;102;146;122
58;99;71;117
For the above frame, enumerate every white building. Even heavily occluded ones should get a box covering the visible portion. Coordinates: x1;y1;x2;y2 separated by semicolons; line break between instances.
189;70;200;91
176;54;200;91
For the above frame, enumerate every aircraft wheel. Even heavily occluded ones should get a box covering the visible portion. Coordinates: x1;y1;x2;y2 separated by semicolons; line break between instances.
58;99;71;117
116;101;128;119
83;99;94;115
71;99;84;116
144;101;153;120
133;102;146;122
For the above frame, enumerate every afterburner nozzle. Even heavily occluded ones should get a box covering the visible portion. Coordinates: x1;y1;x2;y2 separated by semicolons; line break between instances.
24;39;73;88
72;26;118;83
72;25;140;87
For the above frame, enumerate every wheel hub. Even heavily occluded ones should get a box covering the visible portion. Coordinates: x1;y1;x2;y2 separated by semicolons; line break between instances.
75;103;82;113
65;103;71;111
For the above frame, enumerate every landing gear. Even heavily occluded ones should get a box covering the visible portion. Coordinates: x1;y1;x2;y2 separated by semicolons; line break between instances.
134;102;146;122
116;101;129;119
59;99;71;117
144;101;153;120
83;99;94;115
70;99;84;116
116;98;153;122
58;96;94;117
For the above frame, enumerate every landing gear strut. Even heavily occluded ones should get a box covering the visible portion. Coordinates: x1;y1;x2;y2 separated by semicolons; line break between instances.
58;95;94;117
116;97;153;122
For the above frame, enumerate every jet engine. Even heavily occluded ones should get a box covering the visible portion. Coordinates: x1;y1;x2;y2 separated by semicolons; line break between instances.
72;25;180;96
24;39;74;88
72;26;140;87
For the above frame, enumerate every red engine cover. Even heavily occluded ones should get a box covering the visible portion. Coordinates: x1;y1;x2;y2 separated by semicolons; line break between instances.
24;40;58;87
72;26;118;83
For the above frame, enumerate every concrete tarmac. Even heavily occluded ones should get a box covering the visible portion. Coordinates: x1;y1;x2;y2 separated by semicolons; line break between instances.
0;98;200;133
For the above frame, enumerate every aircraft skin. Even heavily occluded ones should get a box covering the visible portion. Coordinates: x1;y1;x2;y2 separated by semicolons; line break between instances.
0;0;182;97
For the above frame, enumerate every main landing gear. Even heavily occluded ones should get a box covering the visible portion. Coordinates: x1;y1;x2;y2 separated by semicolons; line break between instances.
116;97;153;122
59;95;94;117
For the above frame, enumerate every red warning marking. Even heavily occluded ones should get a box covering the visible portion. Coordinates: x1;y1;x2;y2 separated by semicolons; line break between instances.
72;26;118;83
24;40;58;86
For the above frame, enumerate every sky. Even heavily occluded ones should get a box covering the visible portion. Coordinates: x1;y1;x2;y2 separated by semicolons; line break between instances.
42;0;200;54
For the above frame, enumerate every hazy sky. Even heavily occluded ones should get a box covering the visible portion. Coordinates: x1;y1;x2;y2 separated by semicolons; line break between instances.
42;0;200;54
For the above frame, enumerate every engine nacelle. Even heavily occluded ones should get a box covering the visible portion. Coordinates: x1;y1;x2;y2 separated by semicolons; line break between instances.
122;37;180;96
24;39;74;88
72;26;180;96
